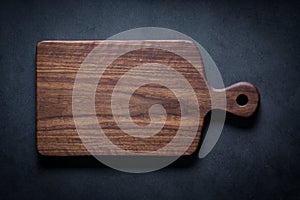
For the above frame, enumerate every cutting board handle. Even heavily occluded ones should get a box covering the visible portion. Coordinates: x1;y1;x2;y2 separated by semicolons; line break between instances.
212;82;260;117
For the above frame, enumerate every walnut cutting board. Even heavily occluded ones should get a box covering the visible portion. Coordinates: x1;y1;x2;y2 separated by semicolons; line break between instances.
36;40;259;156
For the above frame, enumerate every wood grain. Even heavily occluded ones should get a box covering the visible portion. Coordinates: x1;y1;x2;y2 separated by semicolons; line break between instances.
36;40;259;156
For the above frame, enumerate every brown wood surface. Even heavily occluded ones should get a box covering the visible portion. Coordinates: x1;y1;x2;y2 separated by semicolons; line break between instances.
36;40;259;156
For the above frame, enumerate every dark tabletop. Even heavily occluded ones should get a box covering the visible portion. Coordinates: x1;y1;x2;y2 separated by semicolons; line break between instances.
1;0;299;199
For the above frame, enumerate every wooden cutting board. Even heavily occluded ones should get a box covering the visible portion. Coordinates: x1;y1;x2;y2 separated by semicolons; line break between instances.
36;40;259;156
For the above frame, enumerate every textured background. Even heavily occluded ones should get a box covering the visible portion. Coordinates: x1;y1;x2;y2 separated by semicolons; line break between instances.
1;0;299;199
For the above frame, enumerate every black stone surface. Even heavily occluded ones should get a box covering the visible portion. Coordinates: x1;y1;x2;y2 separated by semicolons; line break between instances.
0;0;299;199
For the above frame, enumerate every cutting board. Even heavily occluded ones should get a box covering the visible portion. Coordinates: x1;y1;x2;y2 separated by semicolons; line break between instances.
36;40;259;156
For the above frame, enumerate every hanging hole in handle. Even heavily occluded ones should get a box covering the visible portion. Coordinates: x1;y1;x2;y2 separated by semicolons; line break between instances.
236;94;248;106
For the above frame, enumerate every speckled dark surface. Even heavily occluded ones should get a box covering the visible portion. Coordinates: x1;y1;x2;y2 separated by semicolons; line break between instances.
1;0;299;199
